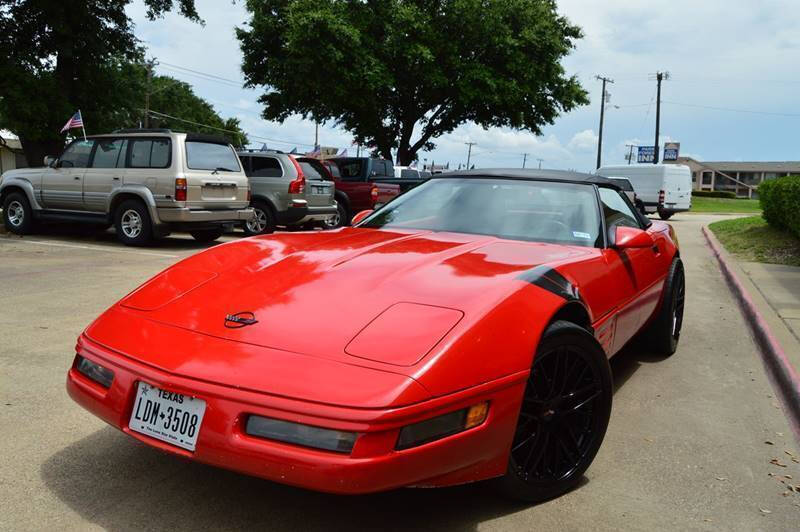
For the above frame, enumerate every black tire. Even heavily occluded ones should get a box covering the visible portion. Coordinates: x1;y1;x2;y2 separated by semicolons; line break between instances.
324;200;349;229
114;199;153;246
496;320;613;502
642;258;685;356
2;192;35;235
243;200;276;236
190;228;224;242
657;208;673;220
635;200;647;216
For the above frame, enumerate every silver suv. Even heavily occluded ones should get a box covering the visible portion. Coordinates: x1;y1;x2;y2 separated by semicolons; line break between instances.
0;130;252;245
237;150;336;235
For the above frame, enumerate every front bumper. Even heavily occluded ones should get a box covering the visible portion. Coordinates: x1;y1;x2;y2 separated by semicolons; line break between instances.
67;335;524;494
156;207;254;224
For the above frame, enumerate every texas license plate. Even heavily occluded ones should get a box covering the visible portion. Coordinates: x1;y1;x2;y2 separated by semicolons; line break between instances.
129;382;206;451
312;185;327;194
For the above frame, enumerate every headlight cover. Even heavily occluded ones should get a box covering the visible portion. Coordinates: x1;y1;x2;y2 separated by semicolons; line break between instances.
245;415;358;454
75;355;114;388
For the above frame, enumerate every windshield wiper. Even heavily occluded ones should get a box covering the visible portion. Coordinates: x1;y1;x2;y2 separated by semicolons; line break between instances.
211;167;234;174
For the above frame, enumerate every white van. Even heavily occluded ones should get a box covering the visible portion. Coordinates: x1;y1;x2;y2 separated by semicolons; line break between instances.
596;164;692;220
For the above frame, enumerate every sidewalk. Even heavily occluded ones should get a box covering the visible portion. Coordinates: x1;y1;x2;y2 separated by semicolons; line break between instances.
703;226;800;444
741;262;800;343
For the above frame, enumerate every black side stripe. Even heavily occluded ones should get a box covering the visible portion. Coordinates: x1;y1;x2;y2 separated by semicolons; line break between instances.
517;265;580;301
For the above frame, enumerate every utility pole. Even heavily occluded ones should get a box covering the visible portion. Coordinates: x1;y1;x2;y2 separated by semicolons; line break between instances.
314;122;319;148
625;144;637;165
143;59;157;129
651;71;669;164
595;75;614;169
537;158;544;169
522;153;528;168
465;142;476;168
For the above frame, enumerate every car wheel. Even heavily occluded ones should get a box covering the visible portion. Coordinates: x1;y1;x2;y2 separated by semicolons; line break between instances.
635;200;647;216
114;199;152;246
243;201;275;236
642;258;685;356
497;320;613;502
324;202;348;229
190;229;224;243
657;208;673;220
3;192;35;235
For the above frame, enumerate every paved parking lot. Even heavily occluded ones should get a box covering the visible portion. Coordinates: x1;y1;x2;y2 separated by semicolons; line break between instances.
1;216;798;531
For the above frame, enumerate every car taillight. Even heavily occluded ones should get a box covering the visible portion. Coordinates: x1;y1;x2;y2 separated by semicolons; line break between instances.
175;178;187;201
658;189;665;205
288;156;306;194
370;186;378;203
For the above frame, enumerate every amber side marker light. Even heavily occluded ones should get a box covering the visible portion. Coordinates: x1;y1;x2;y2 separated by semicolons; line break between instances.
396;402;489;450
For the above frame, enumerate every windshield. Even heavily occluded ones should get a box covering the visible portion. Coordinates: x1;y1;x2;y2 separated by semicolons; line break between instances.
360;178;602;247
185;141;241;171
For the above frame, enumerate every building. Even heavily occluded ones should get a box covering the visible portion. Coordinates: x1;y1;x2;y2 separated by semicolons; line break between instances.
667;157;800;198
0;134;27;175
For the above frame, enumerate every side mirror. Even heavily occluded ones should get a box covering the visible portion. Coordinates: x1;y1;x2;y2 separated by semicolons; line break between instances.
613;226;654;249
351;209;373;225
44;156;56;167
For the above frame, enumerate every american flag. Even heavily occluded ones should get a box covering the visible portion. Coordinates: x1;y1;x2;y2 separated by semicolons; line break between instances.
60;111;84;133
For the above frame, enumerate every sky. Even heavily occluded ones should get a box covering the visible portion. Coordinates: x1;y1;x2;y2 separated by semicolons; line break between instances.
126;0;800;172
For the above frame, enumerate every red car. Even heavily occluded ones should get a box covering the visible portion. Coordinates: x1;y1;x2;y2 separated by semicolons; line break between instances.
67;169;684;501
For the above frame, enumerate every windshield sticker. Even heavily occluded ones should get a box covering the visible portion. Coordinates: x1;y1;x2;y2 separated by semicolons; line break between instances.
572;231;591;239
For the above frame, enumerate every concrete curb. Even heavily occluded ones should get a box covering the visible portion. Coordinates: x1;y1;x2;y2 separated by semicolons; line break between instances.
702;225;800;444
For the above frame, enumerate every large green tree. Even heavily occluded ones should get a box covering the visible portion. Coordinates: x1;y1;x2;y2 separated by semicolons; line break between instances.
237;0;588;165
0;0;202;166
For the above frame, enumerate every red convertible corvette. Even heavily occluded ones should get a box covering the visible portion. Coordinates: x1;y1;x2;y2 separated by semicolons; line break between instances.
67;169;684;501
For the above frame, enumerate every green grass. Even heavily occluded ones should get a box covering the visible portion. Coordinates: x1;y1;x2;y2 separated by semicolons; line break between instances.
690;196;762;213
709;216;800;266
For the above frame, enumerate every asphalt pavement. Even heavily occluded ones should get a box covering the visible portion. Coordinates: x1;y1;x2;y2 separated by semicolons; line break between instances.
1;218;798;531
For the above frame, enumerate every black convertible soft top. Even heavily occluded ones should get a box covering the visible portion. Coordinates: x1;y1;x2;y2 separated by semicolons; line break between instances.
432;168;621;190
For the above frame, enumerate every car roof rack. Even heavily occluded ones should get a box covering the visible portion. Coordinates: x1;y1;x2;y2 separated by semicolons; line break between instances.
239;148;286;155
112;128;173;134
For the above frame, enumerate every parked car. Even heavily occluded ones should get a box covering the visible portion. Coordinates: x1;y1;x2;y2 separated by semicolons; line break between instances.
597;164;692;219
318;157;400;227
237;150;337;235
0;130;252;245
393;165;422;179
67;168;683;502
607;177;645;214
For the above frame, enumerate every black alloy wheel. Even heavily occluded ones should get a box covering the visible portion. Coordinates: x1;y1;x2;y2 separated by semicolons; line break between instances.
498;321;612;502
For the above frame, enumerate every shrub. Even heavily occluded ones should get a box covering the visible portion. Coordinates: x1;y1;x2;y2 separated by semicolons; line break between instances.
692;190;737;199
759;176;800;237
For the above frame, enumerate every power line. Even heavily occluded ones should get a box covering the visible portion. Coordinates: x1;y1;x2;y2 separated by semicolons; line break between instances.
664;101;800;117
158;61;246;86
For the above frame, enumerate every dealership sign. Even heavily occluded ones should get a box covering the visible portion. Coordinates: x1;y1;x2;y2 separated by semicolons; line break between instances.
664;142;680;161
637;146;655;163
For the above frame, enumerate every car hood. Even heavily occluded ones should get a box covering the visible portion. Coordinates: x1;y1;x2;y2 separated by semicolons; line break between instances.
88;228;593;403
119;228;590;352
1;167;45;180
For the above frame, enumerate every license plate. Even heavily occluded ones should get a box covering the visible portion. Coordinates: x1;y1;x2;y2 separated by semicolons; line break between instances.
312;185;327;194
129;382;206;451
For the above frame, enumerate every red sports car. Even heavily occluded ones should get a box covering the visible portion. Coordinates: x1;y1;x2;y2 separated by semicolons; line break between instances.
67;169;684;501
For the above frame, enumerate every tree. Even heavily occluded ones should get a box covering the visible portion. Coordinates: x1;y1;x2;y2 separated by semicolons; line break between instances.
0;0;202;166
237;0;588;165
134;66;249;147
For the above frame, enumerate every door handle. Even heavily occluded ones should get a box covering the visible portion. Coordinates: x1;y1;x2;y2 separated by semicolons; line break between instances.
113;177;121;181
73;176;81;180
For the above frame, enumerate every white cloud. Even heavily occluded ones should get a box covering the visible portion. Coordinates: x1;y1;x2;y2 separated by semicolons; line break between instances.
125;0;800;170
568;129;599;152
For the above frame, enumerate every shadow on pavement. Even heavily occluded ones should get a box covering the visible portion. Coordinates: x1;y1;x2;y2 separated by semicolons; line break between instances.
609;341;672;394
41;427;535;531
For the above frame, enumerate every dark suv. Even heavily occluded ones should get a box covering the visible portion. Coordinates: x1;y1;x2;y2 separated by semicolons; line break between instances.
322;157;400;227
